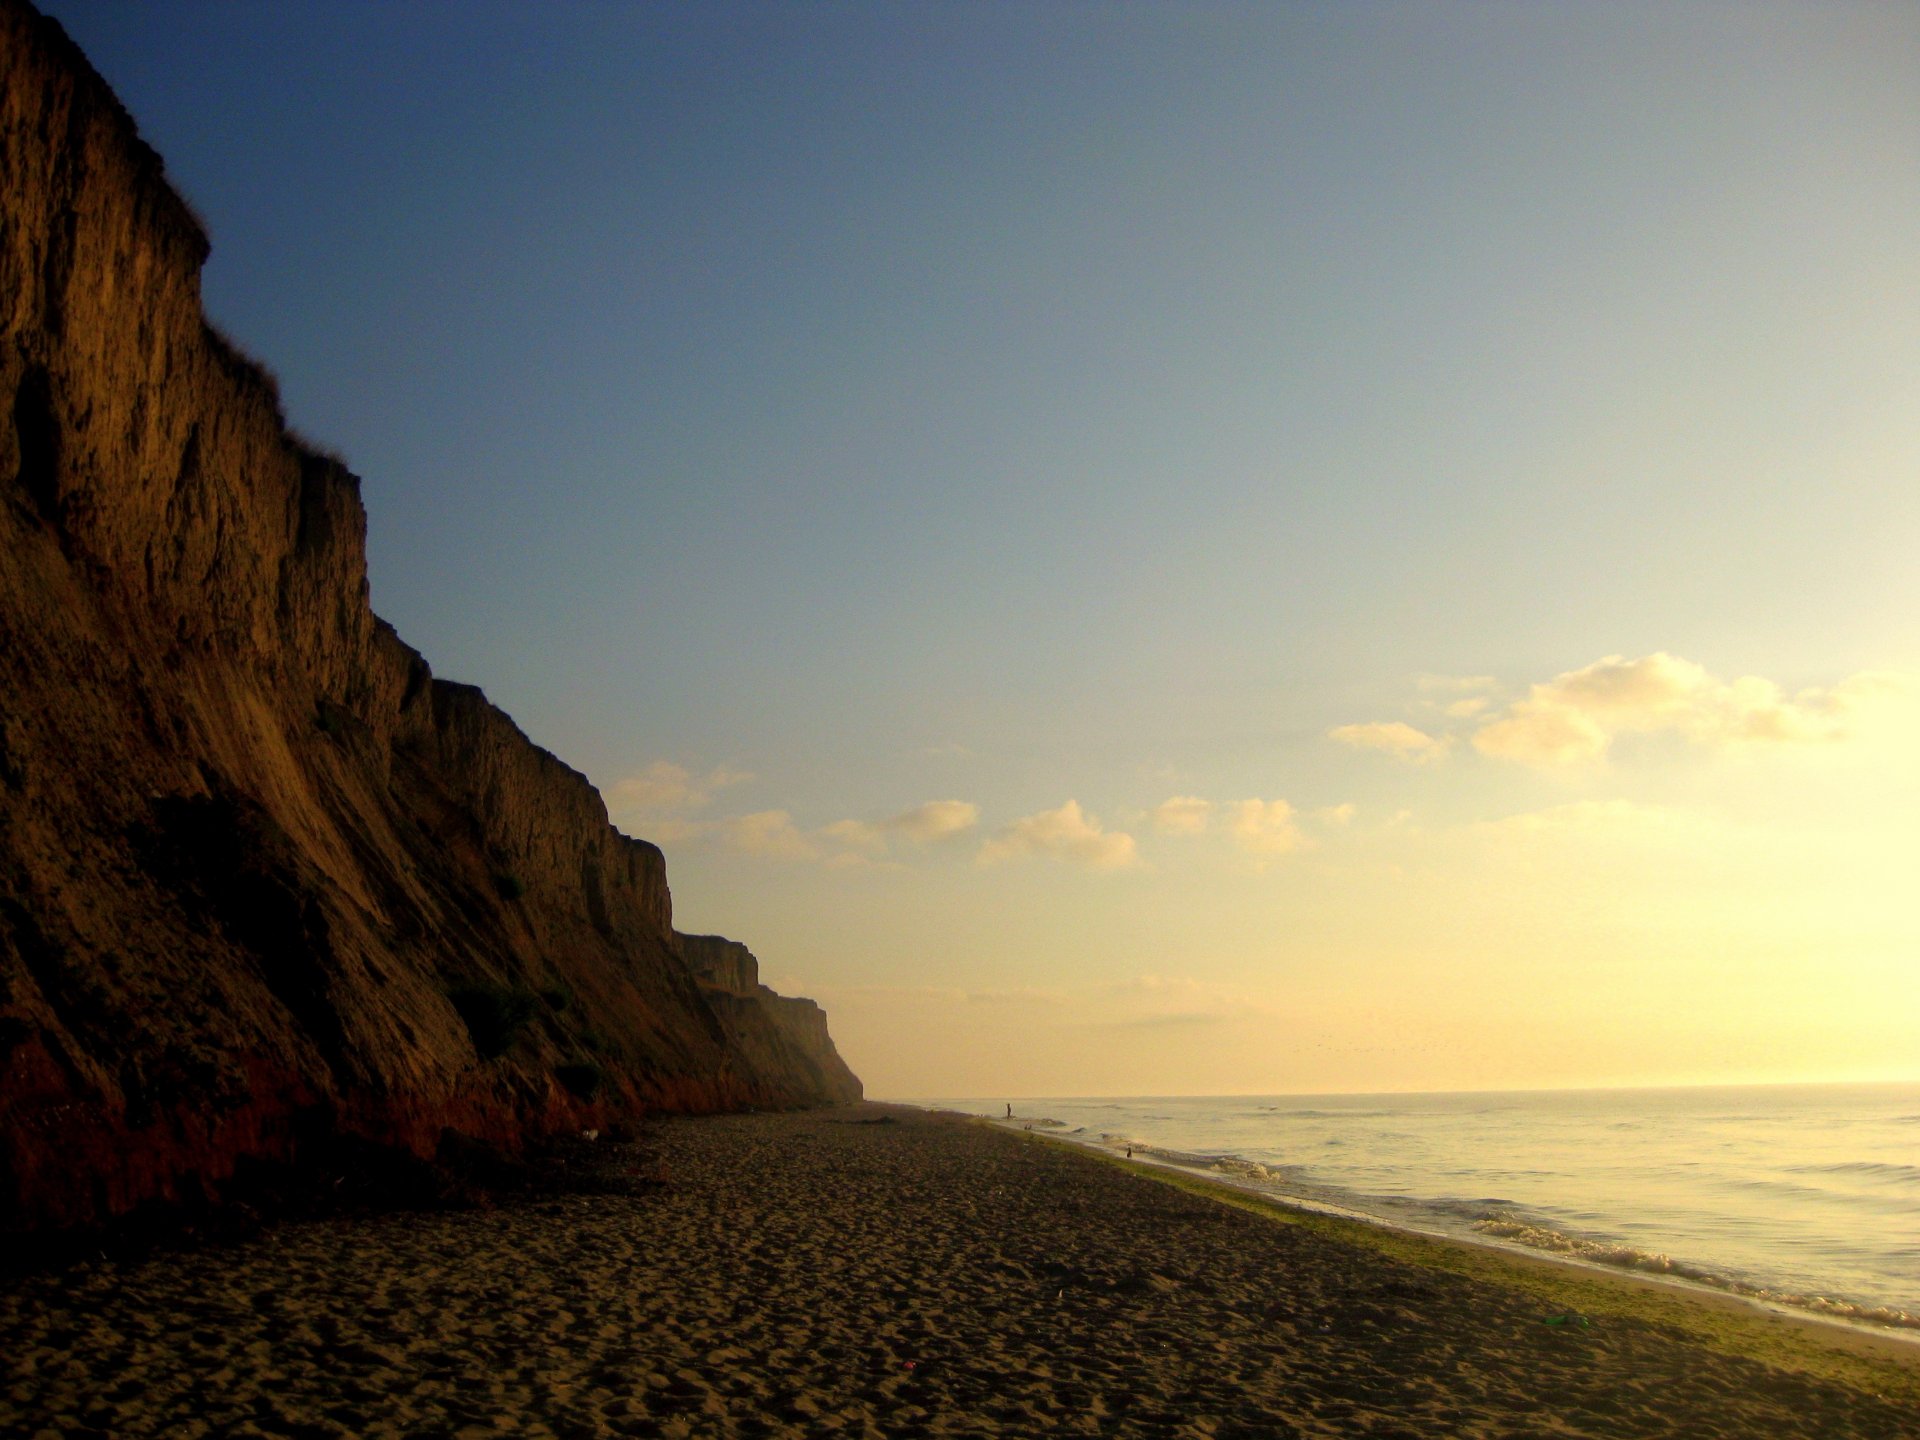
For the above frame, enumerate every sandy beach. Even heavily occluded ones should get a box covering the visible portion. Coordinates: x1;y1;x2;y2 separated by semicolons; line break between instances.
3;1104;1914;1439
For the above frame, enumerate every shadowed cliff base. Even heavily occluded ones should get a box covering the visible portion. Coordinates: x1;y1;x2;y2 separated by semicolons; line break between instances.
0;1121;676;1283
0;0;858;1247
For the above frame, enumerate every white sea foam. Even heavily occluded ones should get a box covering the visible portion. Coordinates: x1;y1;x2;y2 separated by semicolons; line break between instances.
1471;1215;1920;1331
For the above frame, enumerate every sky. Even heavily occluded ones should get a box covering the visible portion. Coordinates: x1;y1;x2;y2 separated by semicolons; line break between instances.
41;1;1920;1099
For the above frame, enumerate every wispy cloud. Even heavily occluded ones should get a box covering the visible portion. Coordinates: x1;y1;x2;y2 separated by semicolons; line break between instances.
817;981;1071;1008
1091;973;1281;1030
1231;797;1309;859
818;817;889;857
1146;794;1349;858
963;985;1072;1007
1471;654;1909;766
605;760;752;815
817;800;980;859
885;799;981;844
1333;656;1916;771
1094;1011;1232;1031
979;800;1140;871
1150;795;1213;835
637;795;976;868
1329;720;1451;763
716;809;821;861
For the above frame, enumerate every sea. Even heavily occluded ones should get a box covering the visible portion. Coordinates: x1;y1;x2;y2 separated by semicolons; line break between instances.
929;1083;1920;1337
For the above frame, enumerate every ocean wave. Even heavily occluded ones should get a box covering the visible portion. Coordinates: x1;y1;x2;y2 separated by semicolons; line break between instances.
1784;1160;1920;1185
1420;1196;1524;1221
1470;1217;1920;1332
1473;1216;1724;1282
1099;1135;1273;1180
1263;1109;1403;1119
1710;1175;1867;1206
1695;1114;1796;1124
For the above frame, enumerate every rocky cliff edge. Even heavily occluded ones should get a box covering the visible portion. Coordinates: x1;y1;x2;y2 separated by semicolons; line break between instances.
0;1;861;1242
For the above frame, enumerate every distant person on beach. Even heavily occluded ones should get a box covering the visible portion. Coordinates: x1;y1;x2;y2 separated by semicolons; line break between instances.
1006;1103;1012;1118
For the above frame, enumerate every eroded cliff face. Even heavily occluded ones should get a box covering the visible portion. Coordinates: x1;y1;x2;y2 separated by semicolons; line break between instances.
0;2;859;1239
679;934;863;1107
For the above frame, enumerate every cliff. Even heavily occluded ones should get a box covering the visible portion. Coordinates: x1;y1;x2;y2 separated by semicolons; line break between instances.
0;1;860;1241
679;934;864;1105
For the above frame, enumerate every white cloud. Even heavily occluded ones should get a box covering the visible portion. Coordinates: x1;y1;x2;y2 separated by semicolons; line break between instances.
1329;721;1451;763
1333;658;1916;773
1100;1011;1238;1031
1094;973;1281;1030
818;818;888;856
1117;973;1208;996
718;810;820;861
1150;795;1213;835
632;796;980;867
605;760;751;815
1313;803;1357;826
1472;701;1610;766
813;800;979;861
1231;798;1309;857
884;799;980;844
963;985;1072;1007
979;800;1140;871
820;981;1071;1008
1471;654;1909;766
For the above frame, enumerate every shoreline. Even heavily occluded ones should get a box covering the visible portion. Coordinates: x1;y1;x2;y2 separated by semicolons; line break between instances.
951;1087;1920;1347
1040;1125;1920;1382
3;1104;1914;1437
993;1115;1920;1364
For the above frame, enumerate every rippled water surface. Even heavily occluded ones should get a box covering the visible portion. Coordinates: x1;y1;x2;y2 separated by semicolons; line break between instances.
935;1084;1920;1328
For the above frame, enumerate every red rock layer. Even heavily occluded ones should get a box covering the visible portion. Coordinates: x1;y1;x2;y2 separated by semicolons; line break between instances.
0;1;859;1240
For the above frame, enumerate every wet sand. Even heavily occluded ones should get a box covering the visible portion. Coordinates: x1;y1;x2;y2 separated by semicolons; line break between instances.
2;1103;1914;1438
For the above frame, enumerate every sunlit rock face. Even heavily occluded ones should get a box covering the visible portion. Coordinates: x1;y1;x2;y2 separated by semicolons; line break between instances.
678;934;863;1106
0;0;858;1239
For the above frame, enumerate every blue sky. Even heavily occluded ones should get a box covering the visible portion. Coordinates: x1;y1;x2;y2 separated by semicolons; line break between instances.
44;2;1920;1095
